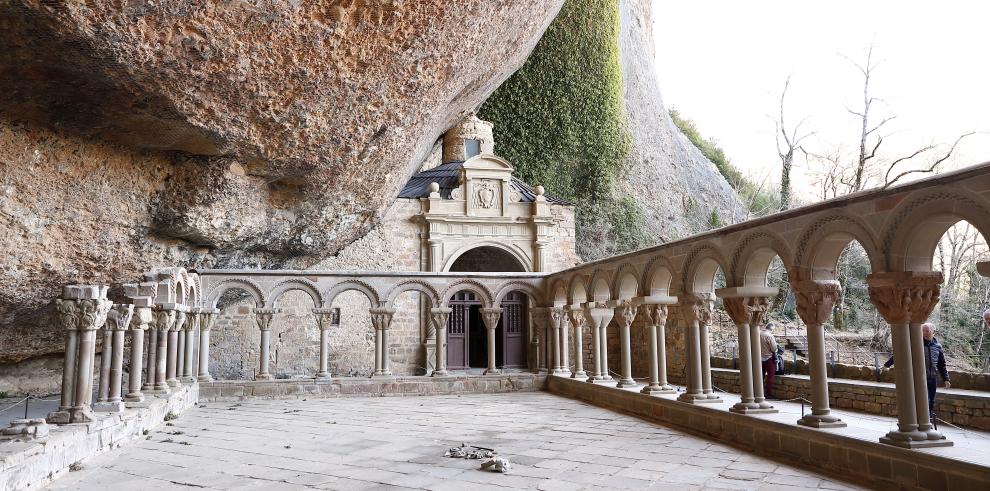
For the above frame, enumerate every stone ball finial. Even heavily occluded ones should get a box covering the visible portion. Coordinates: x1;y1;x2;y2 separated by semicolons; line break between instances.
535;185;545;196
428;182;440;193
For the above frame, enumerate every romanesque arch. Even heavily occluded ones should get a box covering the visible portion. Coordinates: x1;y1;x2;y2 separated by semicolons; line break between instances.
443;241;531;272
681;244;728;294
567;275;589;306
588;270;612;303
205;278;267;308
385;280;439;309
324;280;383;309
611;263;640;301
493;281;544;307
268;278;324;309
882;191;990;272
794;214;882;281
642;255;676;296
440;278;494;308
728;231;794;288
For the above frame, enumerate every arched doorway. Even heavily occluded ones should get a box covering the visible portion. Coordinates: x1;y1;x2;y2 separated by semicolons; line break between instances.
446;247;529;371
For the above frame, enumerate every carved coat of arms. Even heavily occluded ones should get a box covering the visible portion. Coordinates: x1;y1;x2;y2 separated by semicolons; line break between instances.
474;180;498;209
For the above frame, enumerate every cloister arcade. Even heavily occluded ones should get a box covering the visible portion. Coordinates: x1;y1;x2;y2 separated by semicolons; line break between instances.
42;163;990;456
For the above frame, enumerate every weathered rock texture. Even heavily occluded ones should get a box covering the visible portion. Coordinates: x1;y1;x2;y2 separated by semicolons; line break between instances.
0;1;563;373
617;0;746;240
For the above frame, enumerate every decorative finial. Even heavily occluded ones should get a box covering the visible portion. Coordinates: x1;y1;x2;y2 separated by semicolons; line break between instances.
428;182;440;193
535;185;545;196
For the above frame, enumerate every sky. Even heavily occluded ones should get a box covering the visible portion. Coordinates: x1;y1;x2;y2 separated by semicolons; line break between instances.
650;0;990;201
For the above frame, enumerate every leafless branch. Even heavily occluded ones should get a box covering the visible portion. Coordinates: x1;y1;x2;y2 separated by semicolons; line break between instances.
882;132;976;189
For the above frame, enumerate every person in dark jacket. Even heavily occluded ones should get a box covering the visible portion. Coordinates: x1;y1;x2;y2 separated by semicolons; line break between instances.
883;323;950;419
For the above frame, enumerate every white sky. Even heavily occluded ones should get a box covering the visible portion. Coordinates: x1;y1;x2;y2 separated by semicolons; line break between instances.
651;0;990;201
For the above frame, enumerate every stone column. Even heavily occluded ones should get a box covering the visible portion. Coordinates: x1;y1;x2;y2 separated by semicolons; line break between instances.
371;308;396;377
94;304;133;412
254;308;278;380
584;303;614;383
176;321;186;385
549;308;564;374
696;293;718;399
197;309;218;382
720;288;777;414
182;309;198;382
166;309;185;387
431;307;452;376
868;272;951;448
566;307;587;379
124;284;155;403
313;308;335;379
615;301;638;388
638;300;677;394
97;322;113;405
677;294;719;403
792;280;845;427
530;308;548;373
599;313;613;382
480;308;503;375
144;321;157;392
559;313;571;376
152;307;175;393
48;285;113;424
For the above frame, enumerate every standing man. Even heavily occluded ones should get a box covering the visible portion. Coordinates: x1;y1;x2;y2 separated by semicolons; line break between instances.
760;322;779;399
883;323;950;420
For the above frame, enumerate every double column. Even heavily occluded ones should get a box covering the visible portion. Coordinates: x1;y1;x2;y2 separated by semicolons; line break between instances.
166;308;186;387
583;302;614;383
548;308;571;376
149;306;176;393
431;307;452;376
125;284;156;403
530;308;550;373
677;293;721;403
867;272;951;448
548;308;564;374
94;304;134;412
719;287;778;414
254;308;279;380
480;308;503;375
47;285;113;424
196;309;218;382
180;309;199;383
565;307;587;379
313;308;335;379
371;307;397;377
633;295;677;395
614;301;638;388
791;280;845;427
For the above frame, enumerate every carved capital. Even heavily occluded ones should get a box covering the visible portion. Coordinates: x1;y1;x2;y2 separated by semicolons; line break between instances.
253;308;279;331
792;280;841;327
55;299;80;332
184;309;200;332
130;306;153;331
867;272;942;325
370;307;397;331
480;308;502;330
107;304;134;332
549;307;566;330
172;310;187;332
616;301;638;327
679;293;713;325
566;308;586;330
430;307;452;333
722;296;770;327
313;308;336;331
643;303;669;328
78;298;113;331
198;308;220;332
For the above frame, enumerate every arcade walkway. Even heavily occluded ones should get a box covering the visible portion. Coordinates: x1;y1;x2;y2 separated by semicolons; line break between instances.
46;392;864;490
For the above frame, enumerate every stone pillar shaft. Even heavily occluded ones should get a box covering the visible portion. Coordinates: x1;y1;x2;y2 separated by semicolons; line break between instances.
254;308;277;380
599;322;612;381
567;308;587;379
59;328;79;411
431;308;451;376
144;327;157;391
127;327;145;402
721;293;774;413
616;302;637;388
97;327;113;403
480;308;502;375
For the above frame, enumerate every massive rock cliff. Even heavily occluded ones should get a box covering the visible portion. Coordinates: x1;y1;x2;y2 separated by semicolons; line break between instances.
0;0;564;377
617;0;746;240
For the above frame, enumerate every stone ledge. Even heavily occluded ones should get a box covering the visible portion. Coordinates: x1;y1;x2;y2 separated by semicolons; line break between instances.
199;373;547;402
0;384;198;491
546;376;990;491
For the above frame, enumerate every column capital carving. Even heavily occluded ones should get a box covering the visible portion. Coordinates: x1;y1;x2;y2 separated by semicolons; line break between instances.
791;280;841;327
152;307;176;331
198;308;220;332
678;293;713;325
253;308;279;331
172;310;187;332
565;307;586;329
370;307;397;331
722;296;770;327
642;303;669;328
183;308;200;331
313;308;336;331
548;307;566;328
866;272;943;324
615;301;639;327
480;307;502;330
130;305;153;331
430;307;452;332
107;304;134;332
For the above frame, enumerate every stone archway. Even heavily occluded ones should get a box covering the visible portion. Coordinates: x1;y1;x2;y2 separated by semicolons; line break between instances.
447;245;527;273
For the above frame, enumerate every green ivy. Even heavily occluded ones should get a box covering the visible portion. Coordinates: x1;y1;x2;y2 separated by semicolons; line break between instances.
479;0;648;260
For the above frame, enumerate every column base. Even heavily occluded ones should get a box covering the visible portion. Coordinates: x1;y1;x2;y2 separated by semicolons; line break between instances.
141;384;155;392
730;403;778;414
167;379;181;387
69;406;97;424
124;393;144;403
46;410;72;425
197;375;214;383
180;376;197;383
678;392;722;404
431;370;449;377
557;369;572;377
315;372;331;380
571;370;587;379
797;414;846;428
641;384;676;395
880;435;953;448
255;374;274;381
616;378;638;388
484;368;502;375
147;385;170;395
371;372;394;378
92;401;125;413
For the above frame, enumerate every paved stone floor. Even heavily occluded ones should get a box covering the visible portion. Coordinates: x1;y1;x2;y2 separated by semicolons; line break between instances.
45;392;864;490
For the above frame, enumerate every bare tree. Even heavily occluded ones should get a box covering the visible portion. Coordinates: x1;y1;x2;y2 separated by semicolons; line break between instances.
775;75;814;211
842;43;895;192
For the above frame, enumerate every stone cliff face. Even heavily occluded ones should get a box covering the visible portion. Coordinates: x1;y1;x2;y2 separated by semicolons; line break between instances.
617;0;746;241
0;0;564;374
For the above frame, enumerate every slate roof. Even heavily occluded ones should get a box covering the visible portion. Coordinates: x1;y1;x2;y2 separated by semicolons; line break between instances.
398;161;571;205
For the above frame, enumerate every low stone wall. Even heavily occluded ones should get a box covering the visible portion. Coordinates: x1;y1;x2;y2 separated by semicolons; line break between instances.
546;376;990;491
708;367;990;431
199;373;547;401
712;355;990;392
0;384;199;491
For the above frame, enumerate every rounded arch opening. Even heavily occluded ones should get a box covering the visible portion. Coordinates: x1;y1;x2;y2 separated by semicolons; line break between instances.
446;245;527;272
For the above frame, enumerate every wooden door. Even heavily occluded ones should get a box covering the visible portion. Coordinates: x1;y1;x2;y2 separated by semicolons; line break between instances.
501;292;528;368
446;291;477;370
